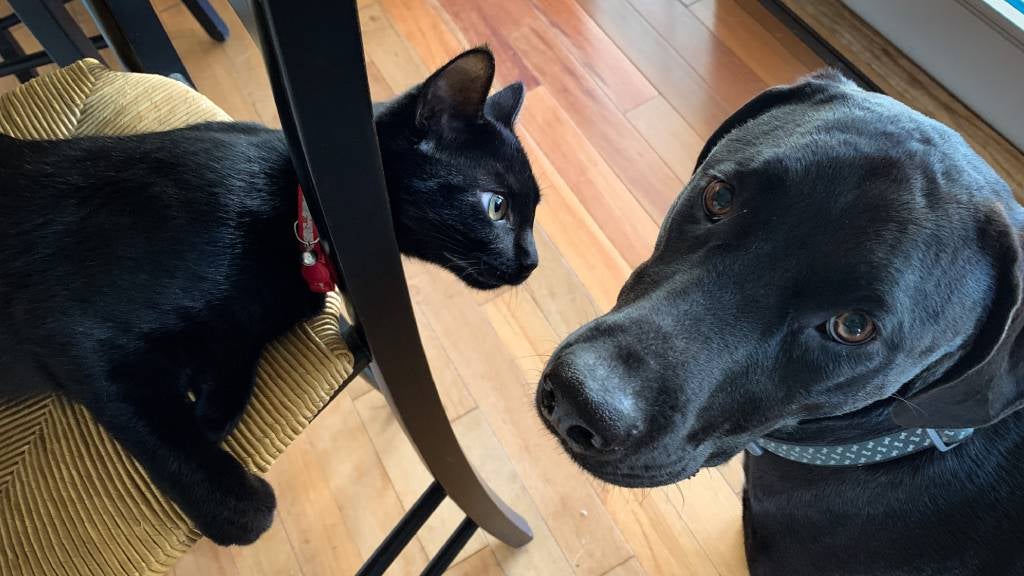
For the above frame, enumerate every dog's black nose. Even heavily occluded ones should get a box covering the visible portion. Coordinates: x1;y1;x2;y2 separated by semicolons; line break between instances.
538;352;644;455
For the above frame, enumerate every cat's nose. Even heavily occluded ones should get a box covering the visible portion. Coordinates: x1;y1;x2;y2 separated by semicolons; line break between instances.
519;233;538;272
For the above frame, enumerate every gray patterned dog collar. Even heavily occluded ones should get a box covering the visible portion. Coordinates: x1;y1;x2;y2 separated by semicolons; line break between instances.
746;428;975;466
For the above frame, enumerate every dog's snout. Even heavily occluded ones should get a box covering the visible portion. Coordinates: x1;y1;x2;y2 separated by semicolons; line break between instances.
538;351;645;455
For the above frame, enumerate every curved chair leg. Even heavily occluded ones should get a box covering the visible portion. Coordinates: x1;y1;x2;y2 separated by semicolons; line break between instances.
242;0;533;549
371;362;533;547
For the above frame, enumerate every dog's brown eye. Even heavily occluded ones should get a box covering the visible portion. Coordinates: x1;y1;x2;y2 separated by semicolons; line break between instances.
703;180;733;219
828;312;877;345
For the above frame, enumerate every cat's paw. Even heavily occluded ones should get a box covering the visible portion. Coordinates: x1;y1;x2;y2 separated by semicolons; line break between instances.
194;473;277;546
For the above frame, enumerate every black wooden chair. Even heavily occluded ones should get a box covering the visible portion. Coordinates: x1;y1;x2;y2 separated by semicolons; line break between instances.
1;0;227;84
230;1;534;574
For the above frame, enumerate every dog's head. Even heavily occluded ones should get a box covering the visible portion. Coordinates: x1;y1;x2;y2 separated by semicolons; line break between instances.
537;71;1024;487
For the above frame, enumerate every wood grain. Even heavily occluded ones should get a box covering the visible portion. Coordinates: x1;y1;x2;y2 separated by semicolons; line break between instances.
454;409;577;575
733;0;823;72
690;0;813;85
603;557;647;576
267;434;365;575
575;0;734;139
379;0;465;70
595;484;719;576
353;390;489;565
305;393;429;575
433;0;539;89
529;0;657;112
627;96;705;182
411;262;634;576
668;469;747;576
521;132;632;312
519;86;659;267
447;546;507;576
510;22;681;220
628;0;765;110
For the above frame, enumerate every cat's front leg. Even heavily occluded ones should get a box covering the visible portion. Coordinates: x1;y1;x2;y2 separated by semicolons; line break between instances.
85;358;276;545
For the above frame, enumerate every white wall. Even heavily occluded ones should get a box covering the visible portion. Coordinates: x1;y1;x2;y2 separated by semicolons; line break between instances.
843;0;1024;151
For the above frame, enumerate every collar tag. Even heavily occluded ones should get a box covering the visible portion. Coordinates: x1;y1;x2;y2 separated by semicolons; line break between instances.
296;185;337;293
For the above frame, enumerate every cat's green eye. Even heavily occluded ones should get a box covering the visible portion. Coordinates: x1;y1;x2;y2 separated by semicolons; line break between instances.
487;193;508;221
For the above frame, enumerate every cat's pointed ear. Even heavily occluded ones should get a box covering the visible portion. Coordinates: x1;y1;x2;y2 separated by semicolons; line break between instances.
485;82;525;127
416;47;495;132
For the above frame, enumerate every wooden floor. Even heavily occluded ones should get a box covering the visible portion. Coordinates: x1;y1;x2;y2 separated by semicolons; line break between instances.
2;1;823;574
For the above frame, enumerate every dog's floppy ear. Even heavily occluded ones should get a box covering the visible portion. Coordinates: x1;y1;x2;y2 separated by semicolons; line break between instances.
893;206;1024;429
693;70;855;173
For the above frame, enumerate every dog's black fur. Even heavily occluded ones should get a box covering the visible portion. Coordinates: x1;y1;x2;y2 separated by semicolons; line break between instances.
0;48;540;546
538;71;1024;574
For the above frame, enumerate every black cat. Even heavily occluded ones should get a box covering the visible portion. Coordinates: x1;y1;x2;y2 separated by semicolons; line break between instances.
0;48;540;545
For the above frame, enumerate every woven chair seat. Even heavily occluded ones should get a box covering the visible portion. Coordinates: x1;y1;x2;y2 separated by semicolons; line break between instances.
0;60;356;576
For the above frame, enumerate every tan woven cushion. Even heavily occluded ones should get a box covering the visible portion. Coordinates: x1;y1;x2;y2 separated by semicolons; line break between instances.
0;60;355;576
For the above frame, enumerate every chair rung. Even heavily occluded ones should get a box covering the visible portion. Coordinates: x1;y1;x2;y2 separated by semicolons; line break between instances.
0;34;106;78
356;481;447;576
421;517;479;576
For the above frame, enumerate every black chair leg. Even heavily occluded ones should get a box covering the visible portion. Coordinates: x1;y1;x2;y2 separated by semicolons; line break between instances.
81;0;192;84
181;0;229;42
8;0;102;66
356;482;447;576
0;27;36;82
421;518;479;576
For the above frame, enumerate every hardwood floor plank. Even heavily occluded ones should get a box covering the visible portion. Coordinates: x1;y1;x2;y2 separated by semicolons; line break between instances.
366;58;395;101
718;455;746;496
689;0;812;86
407;263;634;576
359;2;430;93
379;0;466;70
523;228;603;339
529;0;657;112
229;511;304;576
733;0;823;72
156;2;263;121
604;557;647;576
417;310;479;421
520;87;659;267
520;132;632;312
627;0;765;110
627;97;705;182
171;538;240;576
453;409;576;575
575;0;733;139
306;393;429;575
353;391;489;564
667;470;746;576
267;434;365;575
594;485;720;576
510;23;681;220
447;546;508;576
433;0;539;89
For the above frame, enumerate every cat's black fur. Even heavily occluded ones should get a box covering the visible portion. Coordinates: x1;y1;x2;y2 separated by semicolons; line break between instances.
0;48;540;545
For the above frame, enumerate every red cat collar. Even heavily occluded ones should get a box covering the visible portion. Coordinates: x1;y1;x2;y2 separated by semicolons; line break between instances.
296;185;338;293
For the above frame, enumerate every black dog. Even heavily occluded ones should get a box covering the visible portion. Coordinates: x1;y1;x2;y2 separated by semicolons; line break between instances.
538;71;1024;575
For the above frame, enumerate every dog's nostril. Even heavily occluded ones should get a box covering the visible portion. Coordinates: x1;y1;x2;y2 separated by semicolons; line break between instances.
566;424;599;450
539;381;557;418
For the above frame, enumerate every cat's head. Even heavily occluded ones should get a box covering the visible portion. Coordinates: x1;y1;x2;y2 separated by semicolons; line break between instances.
375;47;541;290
